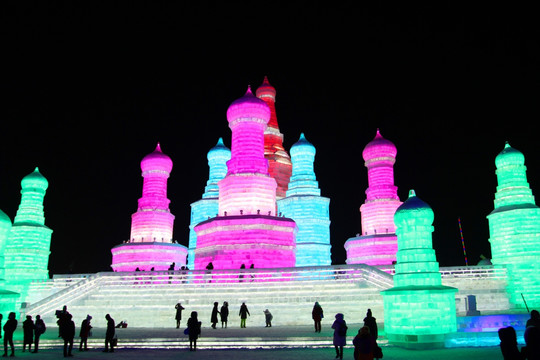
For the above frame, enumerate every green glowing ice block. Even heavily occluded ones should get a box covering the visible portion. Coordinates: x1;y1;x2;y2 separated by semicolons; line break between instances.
487;143;540;309
381;190;457;349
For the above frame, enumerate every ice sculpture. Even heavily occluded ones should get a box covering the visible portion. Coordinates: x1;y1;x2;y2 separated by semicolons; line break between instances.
382;190;457;349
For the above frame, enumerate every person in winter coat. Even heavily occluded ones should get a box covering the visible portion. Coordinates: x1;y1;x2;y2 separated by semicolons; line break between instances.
312;302;323;333
61;313;75;357
175;302;185;329
353;326;375;360
363;309;378;340
33;315;46;353
239;302;250;328
263;309;273;327
2;312;17;357
331;313;348;360
498;326;522;360
211;302;220;329
220;302;229;328
187;311;201;351
22;315;35;352
79;315;93;351
104;314;116;353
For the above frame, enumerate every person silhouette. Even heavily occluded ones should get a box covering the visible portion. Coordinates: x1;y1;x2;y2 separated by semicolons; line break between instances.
220;302;229;328
61;313;75;357
187;311;201;351
175;302;185;329
498;326;521;360
22;315;35;352
79;315;92;351
239;302;250;328
104;314;116;353
211;302;220;329
33;315;46;353
312;302;323;333
264;309;273;327
2;312;17;357
331;313;347;360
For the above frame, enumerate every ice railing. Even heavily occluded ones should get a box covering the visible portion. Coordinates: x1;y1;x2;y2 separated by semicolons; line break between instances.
375;264;507;280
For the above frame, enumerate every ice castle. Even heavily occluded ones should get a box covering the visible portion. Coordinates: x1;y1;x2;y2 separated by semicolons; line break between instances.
0;79;538;350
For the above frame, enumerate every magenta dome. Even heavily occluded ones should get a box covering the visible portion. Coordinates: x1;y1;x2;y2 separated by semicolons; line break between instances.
141;143;173;174
226;86;271;125
362;129;397;161
255;76;276;101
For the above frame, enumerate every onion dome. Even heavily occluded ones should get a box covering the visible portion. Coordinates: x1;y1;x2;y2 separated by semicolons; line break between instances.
290;133;316;157
21;167;48;191
255;76;276;101
362;129;397;162
140;143;173;174
0;208;12;227
394;190;434;225
495;142;525;169
207;137;231;161
226;86;271;125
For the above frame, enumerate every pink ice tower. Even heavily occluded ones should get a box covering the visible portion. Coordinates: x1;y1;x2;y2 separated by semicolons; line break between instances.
194;87;297;270
344;129;402;265
111;143;187;271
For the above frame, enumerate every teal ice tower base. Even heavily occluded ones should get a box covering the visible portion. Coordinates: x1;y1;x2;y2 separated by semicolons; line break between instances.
382;190;457;349
487;142;540;309
0;209;19;318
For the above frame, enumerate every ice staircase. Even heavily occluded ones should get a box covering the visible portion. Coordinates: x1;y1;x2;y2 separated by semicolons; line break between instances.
22;264;393;329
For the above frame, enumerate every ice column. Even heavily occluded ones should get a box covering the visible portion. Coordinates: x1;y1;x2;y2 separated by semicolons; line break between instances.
381;190;457;349
487;142;540;309
345;129;402;265
278;133;331;266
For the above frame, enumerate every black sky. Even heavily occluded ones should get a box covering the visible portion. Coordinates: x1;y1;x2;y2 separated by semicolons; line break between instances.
0;3;538;275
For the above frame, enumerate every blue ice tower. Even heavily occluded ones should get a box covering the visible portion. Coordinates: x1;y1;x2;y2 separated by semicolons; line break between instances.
278;133;331;266
187;138;231;269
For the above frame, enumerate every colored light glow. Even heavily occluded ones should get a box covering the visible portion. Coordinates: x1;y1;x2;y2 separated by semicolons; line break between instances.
0;209;12;285
3;168;53;307
345;130;402;266
194;87;297;269
256;76;292;199
382;190;457;349
278;133;331;266
487;142;540;309
187;138;231;268
111;243;188;272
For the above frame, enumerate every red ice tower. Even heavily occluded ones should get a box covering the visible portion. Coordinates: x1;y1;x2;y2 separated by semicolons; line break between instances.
344;130;402;266
256;76;292;199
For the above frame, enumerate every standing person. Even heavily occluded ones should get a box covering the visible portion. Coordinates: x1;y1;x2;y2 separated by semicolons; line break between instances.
220;302;229;328
187;311;201;351
211;302;220;329
263;309;273;327
498;326;521;360
331;313;347;360
61;313;75;357
312;302;323;333
2;312;17;357
239;302;250;328
363;309;378;341
175;302;185;329
79;315;92;351
526;309;540;328
0;313;2;340
103;314;116;353
33;315;46;353
22;315;35;352
239;264;245;282
353;326;374;360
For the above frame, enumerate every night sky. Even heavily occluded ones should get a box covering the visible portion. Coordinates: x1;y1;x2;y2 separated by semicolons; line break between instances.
1;3;538;275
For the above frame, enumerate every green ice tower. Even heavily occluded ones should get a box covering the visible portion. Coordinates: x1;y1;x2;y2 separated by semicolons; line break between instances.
3;168;53;305
487;142;540;309
0;209;19;318
382;190;457;349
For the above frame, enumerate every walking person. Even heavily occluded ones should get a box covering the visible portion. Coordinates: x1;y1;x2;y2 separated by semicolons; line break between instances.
220;302;229;328
175;302;185;329
33;315;46;353
239;302;250;328
187;311;201;351
263;309;273;327
331;313;347;360
61;313;75;357
2;312;17;357
103;314;116;353
312;302;323;333
22;315;35;352
211;302;220;329
79;315;92;351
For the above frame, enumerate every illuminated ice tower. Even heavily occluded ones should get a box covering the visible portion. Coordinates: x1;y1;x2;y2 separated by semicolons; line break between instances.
3;168;53;300
344;129;402;265
0;209;19;316
187;138;231;268
382;190;457;349
487;142;540;309
256;76;292;199
194;87;297;270
278;133;331;266
111;143;187;271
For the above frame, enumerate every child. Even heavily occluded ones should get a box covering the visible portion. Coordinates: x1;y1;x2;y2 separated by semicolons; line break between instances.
263;309;273;327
